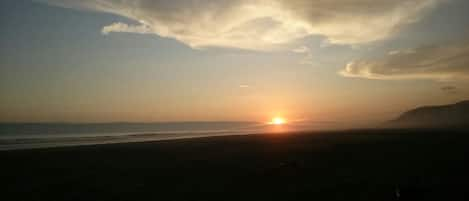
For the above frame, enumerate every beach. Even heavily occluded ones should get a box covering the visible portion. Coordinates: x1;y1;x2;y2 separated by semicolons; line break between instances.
1;128;468;201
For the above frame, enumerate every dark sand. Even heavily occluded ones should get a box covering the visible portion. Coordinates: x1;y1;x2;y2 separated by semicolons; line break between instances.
1;128;468;201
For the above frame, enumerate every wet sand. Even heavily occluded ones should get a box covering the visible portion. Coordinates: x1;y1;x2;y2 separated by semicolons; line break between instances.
1;128;468;201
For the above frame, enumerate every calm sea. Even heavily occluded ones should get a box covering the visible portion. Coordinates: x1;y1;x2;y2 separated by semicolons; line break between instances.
0;121;342;150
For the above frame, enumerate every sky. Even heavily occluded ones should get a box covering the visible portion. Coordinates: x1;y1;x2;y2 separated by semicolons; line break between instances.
1;0;469;123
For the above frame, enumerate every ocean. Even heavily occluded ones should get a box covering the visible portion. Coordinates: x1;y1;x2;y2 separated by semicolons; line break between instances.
0;121;343;150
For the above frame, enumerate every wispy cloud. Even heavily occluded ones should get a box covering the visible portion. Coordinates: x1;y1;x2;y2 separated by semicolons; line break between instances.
292;46;309;54
340;36;469;81
39;0;442;50
441;86;457;94
292;46;313;65
102;22;152;35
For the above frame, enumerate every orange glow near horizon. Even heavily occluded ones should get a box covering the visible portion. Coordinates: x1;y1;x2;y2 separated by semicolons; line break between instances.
269;117;286;125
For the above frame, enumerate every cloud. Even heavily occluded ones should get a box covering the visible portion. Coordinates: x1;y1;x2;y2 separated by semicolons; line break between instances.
441;86;456;91
340;38;469;81
102;22;152;35
441;86;457;94
292;46;309;53
292;46;313;65
38;0;441;50
388;49;416;55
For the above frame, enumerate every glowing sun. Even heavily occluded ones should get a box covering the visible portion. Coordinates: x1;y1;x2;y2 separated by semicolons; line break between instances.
270;117;286;125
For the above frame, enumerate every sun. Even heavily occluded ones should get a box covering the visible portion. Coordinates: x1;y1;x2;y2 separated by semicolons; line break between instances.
270;117;286;125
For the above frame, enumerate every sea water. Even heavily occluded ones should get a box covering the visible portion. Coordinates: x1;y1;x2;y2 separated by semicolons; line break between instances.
0;121;343;150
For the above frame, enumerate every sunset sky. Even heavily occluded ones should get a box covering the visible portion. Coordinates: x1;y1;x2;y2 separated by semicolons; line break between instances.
1;0;469;123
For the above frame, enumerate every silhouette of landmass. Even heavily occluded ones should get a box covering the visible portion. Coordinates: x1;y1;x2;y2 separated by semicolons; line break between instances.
389;100;469;128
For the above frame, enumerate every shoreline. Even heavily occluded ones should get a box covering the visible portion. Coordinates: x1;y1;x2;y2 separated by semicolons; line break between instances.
0;127;462;151
0;131;266;151
0;127;356;151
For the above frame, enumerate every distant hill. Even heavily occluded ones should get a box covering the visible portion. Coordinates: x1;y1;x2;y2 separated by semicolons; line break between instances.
389;100;469;128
